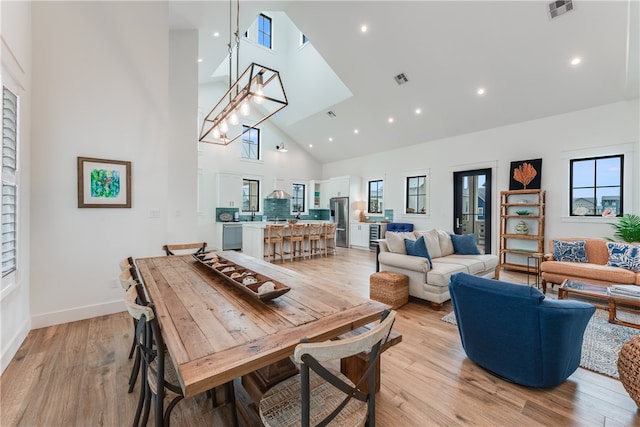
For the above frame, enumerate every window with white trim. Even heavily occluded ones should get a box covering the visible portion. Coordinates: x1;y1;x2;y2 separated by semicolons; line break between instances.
405;174;428;214
258;14;272;49
2;86;18;282
242;178;260;213
241;125;260;160
368;180;383;213
570;154;623;216
291;183;306;213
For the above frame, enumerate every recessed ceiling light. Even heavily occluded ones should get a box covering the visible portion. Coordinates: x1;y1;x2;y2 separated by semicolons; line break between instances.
197;58;203;63
388;117;394;123
354;129;359;134
415;108;422;115
308;144;313;148
571;57;582;66
360;25;368;33
213;32;220;37
328;137;333;142
477;88;486;95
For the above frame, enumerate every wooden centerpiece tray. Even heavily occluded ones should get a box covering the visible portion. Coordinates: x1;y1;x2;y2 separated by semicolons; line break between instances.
193;252;291;301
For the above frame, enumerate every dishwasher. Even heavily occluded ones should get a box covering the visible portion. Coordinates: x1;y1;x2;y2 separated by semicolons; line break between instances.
222;223;243;250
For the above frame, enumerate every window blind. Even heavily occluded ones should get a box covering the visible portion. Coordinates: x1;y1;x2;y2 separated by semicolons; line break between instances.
2;86;17;278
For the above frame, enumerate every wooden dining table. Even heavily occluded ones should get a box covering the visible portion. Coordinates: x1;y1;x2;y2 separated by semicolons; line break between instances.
135;251;389;399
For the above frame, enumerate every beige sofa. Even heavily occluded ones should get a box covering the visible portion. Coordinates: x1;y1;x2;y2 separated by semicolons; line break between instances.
377;229;498;310
541;237;640;291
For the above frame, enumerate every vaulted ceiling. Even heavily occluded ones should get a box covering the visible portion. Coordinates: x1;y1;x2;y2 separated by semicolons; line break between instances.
170;1;640;164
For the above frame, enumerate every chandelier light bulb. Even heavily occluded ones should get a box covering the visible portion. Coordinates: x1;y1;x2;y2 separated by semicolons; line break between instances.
254;73;265;105
240;100;250;116
212;127;221;139
229;110;239;126
220;119;229;133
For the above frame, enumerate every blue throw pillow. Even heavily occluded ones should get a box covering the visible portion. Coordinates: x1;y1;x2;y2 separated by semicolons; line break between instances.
405;236;432;268
450;234;481;255
607;242;640;272
552;240;588;263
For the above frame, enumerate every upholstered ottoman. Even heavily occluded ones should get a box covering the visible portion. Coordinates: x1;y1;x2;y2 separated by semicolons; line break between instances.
370;271;409;309
618;335;640;408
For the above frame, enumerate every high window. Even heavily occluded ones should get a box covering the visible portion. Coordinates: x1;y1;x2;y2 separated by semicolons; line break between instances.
406;175;428;214
241;125;260;160
368;180;383;213
2;86;18;281
570;154;623;216
301;33;309;46
258;14;272;49
291;183;306;213
242;179;260;213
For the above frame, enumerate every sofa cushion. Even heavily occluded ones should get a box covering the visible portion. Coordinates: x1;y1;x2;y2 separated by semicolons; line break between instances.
435;256;486;275
450;234;481;255
386;231;416;254
415;229;442;258
607;242;640;272
405;236;433;268
548;238;610;265
447;254;499;272
541;260;637;284
437;230;455;256
428;260;468;287
553;240;588;263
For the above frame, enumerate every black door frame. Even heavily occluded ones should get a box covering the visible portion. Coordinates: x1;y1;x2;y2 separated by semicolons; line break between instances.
453;168;492;254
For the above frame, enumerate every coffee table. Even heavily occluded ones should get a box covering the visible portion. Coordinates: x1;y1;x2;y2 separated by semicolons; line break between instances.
558;279;640;330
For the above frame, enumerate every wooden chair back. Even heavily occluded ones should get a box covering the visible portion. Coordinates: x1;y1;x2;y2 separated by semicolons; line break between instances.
306;223;323;240
265;225;285;242
162;242;207;256
288;223;307;241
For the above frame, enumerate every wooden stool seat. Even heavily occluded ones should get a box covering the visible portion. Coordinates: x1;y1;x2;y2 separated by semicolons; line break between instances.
264;225;285;263
305;223;324;258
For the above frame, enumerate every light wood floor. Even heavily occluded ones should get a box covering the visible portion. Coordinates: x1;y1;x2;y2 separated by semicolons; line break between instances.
2;248;639;426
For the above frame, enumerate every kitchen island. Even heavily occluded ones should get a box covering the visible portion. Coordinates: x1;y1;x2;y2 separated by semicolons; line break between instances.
242;221;329;261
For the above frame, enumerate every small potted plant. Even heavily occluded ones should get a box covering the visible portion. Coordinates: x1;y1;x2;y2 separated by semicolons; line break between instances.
609;214;640;243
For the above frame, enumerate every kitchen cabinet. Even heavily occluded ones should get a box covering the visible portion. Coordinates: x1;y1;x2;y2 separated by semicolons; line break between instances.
217;173;243;208
497;189;545;276
350;223;370;249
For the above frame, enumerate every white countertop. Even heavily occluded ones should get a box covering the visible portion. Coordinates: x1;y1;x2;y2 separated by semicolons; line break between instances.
241;220;329;229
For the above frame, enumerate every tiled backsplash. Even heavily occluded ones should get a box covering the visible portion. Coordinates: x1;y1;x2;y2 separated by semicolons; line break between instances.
216;202;330;222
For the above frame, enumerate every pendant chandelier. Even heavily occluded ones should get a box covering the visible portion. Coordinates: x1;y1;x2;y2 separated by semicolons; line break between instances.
199;0;288;145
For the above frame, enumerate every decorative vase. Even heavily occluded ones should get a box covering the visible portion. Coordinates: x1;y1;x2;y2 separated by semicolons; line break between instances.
515;220;528;235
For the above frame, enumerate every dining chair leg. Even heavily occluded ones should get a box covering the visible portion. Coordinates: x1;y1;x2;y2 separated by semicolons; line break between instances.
228;381;239;427
128;346;141;393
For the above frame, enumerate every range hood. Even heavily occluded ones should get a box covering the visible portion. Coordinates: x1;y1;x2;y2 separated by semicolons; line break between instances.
265;190;293;199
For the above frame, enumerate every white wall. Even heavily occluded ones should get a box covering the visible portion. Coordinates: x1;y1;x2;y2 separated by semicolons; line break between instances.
29;1;178;327
322;100;639;252
1;0;32;373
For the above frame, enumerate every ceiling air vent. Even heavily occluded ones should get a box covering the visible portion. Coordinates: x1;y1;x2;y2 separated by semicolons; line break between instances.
548;0;573;18
326;110;336;118
394;73;409;85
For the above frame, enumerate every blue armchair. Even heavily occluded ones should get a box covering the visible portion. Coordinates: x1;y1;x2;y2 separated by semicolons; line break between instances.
449;272;595;388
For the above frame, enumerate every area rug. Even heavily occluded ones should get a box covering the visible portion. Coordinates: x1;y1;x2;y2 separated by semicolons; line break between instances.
440;309;638;379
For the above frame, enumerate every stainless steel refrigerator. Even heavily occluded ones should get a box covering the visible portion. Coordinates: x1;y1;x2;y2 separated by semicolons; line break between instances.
330;197;349;247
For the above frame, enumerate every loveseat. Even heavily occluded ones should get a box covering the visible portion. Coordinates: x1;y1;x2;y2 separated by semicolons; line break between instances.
541;238;640;291
377;229;498;309
449;272;595;388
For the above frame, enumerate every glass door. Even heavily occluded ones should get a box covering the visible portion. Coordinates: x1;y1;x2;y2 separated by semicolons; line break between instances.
453;169;492;254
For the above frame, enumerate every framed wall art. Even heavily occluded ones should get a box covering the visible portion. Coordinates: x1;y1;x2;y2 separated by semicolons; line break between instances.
77;157;131;208
509;158;542;190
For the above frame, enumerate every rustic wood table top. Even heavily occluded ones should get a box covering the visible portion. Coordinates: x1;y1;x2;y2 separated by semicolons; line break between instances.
135;251;389;398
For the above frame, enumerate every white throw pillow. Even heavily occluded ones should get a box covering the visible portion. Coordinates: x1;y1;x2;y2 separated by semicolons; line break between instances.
437;230;455;256
415;229;442;258
386;231;416;254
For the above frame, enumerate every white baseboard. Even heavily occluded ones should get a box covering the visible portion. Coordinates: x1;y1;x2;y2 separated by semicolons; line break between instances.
1;318;30;374
30;299;126;329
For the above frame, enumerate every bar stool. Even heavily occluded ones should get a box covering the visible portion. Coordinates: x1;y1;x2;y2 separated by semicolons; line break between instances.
285;223;307;261
305;223;324;258
264;225;285;263
321;222;337;256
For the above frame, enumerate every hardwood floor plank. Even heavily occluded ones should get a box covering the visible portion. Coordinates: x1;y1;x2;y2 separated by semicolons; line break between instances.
1;248;638;426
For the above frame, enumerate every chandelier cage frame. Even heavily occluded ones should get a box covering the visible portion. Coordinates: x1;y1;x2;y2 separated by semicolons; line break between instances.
199;62;288;145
